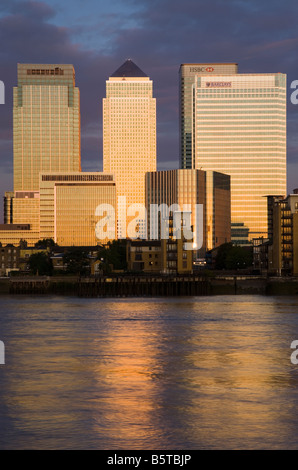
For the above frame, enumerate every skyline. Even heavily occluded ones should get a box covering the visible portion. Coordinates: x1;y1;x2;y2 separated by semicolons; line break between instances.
1;0;298;223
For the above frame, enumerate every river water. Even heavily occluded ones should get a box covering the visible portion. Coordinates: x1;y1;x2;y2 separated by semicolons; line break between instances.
0;294;298;450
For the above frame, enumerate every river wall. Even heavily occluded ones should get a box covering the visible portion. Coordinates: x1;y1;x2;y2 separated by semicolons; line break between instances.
0;275;298;297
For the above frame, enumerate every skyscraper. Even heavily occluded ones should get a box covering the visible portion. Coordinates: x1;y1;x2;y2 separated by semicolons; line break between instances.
103;59;156;238
179;63;287;240
13;64;81;192
180;63;238;170
145;169;231;254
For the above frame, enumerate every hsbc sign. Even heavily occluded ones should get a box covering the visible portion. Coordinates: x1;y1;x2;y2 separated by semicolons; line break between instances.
190;66;214;73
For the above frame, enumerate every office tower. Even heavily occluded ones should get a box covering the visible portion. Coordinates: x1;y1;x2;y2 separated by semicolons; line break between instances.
179;63;287;241
180;63;238;169
39;172;116;246
13;64;81;192
103;59;156;238
205;170;232;250
145;169;231;254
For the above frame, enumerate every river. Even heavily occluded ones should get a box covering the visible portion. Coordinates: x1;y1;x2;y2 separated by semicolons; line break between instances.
0;294;298;449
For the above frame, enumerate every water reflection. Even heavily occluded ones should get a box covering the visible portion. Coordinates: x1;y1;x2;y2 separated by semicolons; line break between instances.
0;295;298;449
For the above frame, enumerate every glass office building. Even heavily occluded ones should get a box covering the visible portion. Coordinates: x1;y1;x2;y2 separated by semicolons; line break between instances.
103;60;156;239
145;169;231;253
39;172;116;246
13;64;81;192
180;64;287;240
179;63;238;169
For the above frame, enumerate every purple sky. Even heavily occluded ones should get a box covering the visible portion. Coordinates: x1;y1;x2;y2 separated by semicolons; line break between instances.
0;0;298;222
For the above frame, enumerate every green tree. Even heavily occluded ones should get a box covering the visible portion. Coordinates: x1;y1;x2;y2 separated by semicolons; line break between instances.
63;248;90;275
215;243;233;269
35;238;57;249
215;243;252;270
226;246;253;270
96;240;127;272
29;252;53;276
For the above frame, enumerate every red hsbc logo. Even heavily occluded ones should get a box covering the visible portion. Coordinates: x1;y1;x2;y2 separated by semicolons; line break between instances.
205;67;214;72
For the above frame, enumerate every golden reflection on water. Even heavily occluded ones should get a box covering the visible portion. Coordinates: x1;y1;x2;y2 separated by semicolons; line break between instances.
1;296;298;449
89;301;165;448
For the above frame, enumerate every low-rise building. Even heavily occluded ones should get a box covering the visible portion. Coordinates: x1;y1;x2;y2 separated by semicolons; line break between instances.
271;193;298;276
127;238;193;275
0;244;20;276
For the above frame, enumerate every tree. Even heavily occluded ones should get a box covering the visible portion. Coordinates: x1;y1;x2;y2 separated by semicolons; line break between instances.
96;240;127;272
225;246;253;270
215;243;233;270
34;238;57;249
63;248;90;275
29;252;53;276
215;243;252;270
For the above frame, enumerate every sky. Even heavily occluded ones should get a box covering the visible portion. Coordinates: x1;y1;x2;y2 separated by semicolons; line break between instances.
0;0;298;222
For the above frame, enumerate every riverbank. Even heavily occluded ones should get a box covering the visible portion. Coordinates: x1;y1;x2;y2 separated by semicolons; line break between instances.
1;274;298;296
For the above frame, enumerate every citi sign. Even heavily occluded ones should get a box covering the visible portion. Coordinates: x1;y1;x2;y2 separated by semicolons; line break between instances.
190;66;214;73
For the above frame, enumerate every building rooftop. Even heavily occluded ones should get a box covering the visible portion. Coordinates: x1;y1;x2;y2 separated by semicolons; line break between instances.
111;59;148;78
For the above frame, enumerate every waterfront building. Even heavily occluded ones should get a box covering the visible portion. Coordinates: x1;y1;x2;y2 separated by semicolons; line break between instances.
126;240;162;273
272;193;298;276
126;237;193;275
103;59;156;239
179;63;287;240
18;247;49;272
252;237;271;273
0;244;20;276
39;172;116;246
145;169;231;255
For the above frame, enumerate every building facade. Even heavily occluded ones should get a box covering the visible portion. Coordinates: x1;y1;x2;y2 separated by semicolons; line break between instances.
272;194;298;276
126;238;193;275
0;244;20;276
179;63;287;241
179;63;238;170
13;64;81;192
3;192;14;224
103;59;156;239
0;225;39;249
39;172;116;246
0;64;82;246
145;169;231;255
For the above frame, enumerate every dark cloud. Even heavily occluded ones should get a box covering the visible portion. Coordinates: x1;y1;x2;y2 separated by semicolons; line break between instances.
0;0;298;222
10;0;55;20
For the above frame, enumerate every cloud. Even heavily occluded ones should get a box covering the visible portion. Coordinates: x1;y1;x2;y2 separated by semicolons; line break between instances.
0;0;298;221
